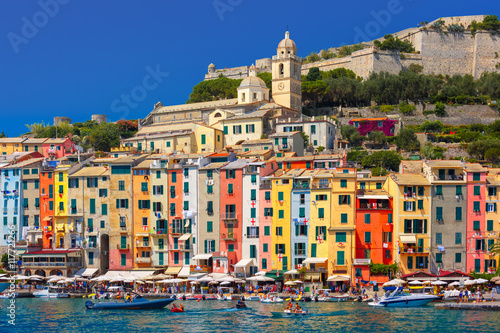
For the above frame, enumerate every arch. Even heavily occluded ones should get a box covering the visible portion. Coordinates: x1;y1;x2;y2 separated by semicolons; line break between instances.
279;63;284;75
49;269;63;276
235;140;245;145
214;112;222;118
24;269;32;276
35;269;46;277
100;233;110;273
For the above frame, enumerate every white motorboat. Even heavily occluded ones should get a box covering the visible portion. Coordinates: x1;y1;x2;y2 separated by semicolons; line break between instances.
260;292;283;303
368;287;437;307
217;293;232;301
33;286;69;298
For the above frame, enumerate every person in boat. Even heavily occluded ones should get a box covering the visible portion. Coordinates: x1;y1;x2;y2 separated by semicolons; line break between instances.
171;303;177;310
125;293;132;303
293;303;300;313
373;292;378;304
179;304;184;312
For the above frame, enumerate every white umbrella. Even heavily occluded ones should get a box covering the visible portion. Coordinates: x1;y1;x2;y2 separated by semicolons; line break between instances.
255;271;267;276
29;278;43;281
408;280;423;285
208;280;220;285
198;276;214;282
171;278;187;283
475;278;489;284
123;279;135;283
12;275;29;280
464;280;476;286
29;274;46;280
217;276;236;282
382;280;400;287
234;279;245;283
109;278;124;283
449;281;460;286
327;275;351;282
284;269;298;275
292;280;303;284
220;281;231;285
431;280;447;285
284;281;296;286
422;280;432;284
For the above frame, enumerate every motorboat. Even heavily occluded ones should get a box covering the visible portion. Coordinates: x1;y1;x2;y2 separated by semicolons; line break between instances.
242;294;260;301
260;293;283;303
271;309;309;317
368;287;438;307
33;286;69;298
85;295;174;310
217;293;232;301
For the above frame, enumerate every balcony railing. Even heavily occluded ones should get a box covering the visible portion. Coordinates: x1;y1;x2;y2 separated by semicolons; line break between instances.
117;244;130;250
190;265;212;273
150;229;167;236
221;232;235;241
293;182;310;190
295;250;306;255
221;213;238;220
433;173;464;181
135;257;152;264
179;243;190;251
171;228;182;235
358;203;390;209
311;183;331;189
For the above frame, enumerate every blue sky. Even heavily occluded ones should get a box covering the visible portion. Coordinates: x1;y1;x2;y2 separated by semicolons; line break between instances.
0;0;497;136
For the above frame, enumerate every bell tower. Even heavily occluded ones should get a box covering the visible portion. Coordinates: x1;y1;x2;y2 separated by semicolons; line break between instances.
271;31;302;111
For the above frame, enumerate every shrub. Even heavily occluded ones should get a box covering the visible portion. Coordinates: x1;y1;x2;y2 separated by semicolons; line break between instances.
398;102;416;115
434;102;446;116
379;105;396;112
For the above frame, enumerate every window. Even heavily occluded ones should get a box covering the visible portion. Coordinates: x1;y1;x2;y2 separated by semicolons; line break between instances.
455;207;462;221
338;195;350;205
233;125;242;134
487;220;494;231
418;186;424;196
265;191;271;200
278;192;284;201
183;201;189;210
226;170;235;179
340;213;348;224
299;207;306;218
404;201;415;211
121;254;126;266
436;185;442;195
488;187;497;196
207;221;213;233
264;226;270;236
382;231;392;243
407;256;413;269
473;173;480;181
473;201;481;212
250;189;256;201
264;208;273;216
340;179;347;188
171;172;177;183
474;185;481;196
170;203;175;216
246;124;255;133
201;134;206;145
310;125;316;134
318;208;325;219
487;203;497;212
276;227;283;236
118;181;125;191
119;217;126;228
360;182;365;190
336;232;346;243
228;184;233;194
365;232;371;243
404;219;428;234
455;253;462;263
456;186;462;196
364;214;370;224
223;126;228;135
436;207;443;221
316;194;327;201
337;251;345;265
455;232;462;245
90;199;96;214
278;210;284;219
376;183;382;189
184;182;189;193
152;185;163;195
436;253;442;263
116;199;129;209
436;233;442;245
476;239;486;251
87;178;98;188
207;201;213;215
228;244;234;252
170;186;176;199
388;213;393;224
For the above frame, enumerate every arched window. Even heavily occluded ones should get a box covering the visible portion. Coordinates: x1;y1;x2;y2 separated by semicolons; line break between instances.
214;112;222;118
279;63;284;75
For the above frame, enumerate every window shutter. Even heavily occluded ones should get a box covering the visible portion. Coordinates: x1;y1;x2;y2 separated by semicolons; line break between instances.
424;219;428;233
338;196;342;205
125;199;128;209
347;195;351;205
247;227;250;237
116;199;119;208
204;240;208;254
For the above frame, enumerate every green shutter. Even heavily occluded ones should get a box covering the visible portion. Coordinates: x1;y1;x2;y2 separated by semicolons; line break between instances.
487;220;494;231
337;251;345;265
318;208;324;218
341;213;347;223
265;191;271;200
184;182;189;193
455;207;462;221
102;204;107;216
311;244;317;257
251;189;256;200
201;134;206;144
90;199;95;214
228;184;233;194
278;192;284;201
365;214;370;224
436;207;443;221
474;186;480;196
365;232;371;243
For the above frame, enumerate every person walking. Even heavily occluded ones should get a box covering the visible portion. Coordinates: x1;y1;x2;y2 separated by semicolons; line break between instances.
491;287;495;302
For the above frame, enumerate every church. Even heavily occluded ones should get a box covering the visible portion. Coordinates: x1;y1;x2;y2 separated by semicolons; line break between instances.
123;32;304;154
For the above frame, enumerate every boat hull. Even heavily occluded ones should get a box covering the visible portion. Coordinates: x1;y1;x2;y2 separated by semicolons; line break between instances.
85;298;174;310
369;297;436;307
271;311;308;317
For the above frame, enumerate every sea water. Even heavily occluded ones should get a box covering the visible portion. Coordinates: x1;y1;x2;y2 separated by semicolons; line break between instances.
2;298;499;332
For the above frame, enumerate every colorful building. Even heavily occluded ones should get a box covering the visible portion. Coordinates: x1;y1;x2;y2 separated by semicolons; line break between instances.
42;138;75;159
149;157;169;270
0;138;26;155
39;164;56;249
132;161;153;268
21;158;44;246
485;171;500;273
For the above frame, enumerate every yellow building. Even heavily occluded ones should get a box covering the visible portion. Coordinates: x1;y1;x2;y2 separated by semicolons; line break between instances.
54;165;71;248
328;168;357;279
385;173;431;275
271;169;304;271
211;111;267;147
357;176;387;191
486;172;500;272
22;138;47;153
309;170;333;259
0;137;26;155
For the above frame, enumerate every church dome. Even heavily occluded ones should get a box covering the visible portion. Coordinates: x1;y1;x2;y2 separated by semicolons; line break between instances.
277;31;297;51
239;75;267;88
208;63;216;69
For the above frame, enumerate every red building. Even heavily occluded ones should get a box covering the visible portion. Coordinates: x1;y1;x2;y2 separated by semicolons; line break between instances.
42;138;75;159
39;165;55;249
354;189;394;284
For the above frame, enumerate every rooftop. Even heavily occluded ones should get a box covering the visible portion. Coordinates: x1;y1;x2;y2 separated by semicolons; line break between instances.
269;131;300;138
0;157;44;169
390;173;430;186
70;166;108;178
425;160;464;168
465;163;486;173
400;160;424;174
221;159;257;170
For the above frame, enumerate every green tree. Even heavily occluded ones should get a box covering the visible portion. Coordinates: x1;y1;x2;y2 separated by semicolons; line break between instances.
374;34;415;53
89;122;121;152
467;139;500;160
26;121;47;137
420;120;443;133
117;119;138;139
301;80;329;109
257;72;272;91
367;131;387;145
187;76;242;103
408;64;424;74
485;148;500;164
305;67;321;82
0;131;5;138
300;132;309;146
434;102;446;117
362;150;402;171
395;128;420;151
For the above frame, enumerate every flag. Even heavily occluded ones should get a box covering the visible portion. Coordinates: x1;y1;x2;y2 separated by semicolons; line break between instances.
276;270;279;277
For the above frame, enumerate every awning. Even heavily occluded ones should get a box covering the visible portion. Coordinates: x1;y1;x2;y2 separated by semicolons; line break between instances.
43;216;53;221
302;257;328;264
400;235;417;244
357;195;389;199
75;268;98;277
327;275;351;282
165;266;183;275
234;259;253;268
304;272;321;281
192;254;212;260
178;266;191;277
179;234;192;241
187;273;207;281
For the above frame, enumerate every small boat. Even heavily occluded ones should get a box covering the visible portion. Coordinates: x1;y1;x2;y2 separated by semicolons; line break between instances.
260;292;283;303
368;287;438;307
242;294;260;301
203;294;218;300
85;295;174;310
271;309;309;317
217;293;232;301
33;286;69;298
171;307;185;313
234;301;248;309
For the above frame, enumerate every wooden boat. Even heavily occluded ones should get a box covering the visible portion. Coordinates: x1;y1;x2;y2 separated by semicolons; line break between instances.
85;295;174;310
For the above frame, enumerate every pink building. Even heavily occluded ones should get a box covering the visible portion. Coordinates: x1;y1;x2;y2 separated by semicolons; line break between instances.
42;138;75;159
465;164;487;273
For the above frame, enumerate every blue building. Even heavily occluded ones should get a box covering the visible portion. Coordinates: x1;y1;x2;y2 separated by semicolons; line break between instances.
1;166;22;247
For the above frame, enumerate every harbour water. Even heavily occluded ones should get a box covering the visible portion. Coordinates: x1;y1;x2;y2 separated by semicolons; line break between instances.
3;298;500;332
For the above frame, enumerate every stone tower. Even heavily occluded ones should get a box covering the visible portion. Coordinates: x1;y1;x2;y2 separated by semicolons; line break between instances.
271;31;302;111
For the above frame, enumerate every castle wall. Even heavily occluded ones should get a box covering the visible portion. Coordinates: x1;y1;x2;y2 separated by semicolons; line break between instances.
473;31;500;78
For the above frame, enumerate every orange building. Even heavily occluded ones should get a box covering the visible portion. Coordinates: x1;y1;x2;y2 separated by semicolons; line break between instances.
354;188;394;284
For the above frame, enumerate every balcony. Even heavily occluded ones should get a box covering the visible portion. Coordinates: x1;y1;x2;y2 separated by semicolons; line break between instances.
150;229;167;237
190;265;212;273
178;243;191;251
432;172;464;182
358;201;390;210
137;242;150;248
221;232;236;241
171;228;182;235
311;183;331;189
135;257;152;264
221;213;238;221
293;182;310;190
295;250;306;256
116;244;130;250
259;183;272;190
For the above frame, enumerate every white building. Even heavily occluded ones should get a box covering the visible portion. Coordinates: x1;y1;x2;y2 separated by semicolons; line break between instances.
275;116;337;150
269;132;305;156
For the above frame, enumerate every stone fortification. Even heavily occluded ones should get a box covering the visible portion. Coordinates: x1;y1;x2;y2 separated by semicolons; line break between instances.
206;16;500;81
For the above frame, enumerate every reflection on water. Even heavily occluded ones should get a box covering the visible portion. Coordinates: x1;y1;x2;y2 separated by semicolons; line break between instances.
3;298;500;332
